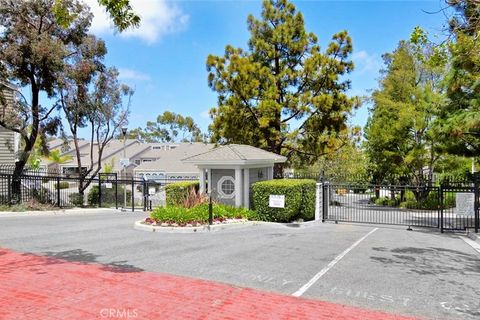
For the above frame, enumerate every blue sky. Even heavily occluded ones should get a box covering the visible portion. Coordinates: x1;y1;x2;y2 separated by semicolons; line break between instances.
83;0;450;135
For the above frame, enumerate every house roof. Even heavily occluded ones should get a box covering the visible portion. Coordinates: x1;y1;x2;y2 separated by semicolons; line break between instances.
42;139;142;168
182;144;287;165
135;143;214;173
102;143;151;171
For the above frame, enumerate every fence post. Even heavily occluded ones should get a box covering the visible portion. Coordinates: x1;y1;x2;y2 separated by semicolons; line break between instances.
7;175;11;205
98;177;102;208
143;180;147;212
436;186;441;230
131;178;135;212
322;182;329;221
315;182;322;222
56;176;61;207
208;193;213;225
115;174;118;210
439;183;444;233
474;174;479;234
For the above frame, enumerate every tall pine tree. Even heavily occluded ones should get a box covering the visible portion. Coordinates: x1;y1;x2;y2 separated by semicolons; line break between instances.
207;0;356;174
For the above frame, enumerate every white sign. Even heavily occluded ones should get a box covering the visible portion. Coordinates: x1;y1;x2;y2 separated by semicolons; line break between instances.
104;182;113;189
148;187;156;195
269;195;285;208
455;193;475;216
119;158;130;167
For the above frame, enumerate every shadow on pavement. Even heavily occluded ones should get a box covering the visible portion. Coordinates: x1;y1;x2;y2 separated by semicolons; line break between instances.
370;246;480;275
41;249;144;273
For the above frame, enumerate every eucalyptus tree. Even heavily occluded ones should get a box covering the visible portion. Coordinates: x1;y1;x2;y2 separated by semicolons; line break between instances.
0;0;92;194
58;58;132;196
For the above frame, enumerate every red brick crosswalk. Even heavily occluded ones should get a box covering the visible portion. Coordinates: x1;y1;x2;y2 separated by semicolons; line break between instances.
0;248;417;320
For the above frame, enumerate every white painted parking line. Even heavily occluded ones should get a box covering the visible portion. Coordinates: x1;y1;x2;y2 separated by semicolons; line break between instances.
459;236;480;255
292;227;378;297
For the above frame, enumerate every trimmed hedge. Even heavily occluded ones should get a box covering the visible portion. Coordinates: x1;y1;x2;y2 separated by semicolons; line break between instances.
55;181;70;189
251;179;316;222
165;181;199;206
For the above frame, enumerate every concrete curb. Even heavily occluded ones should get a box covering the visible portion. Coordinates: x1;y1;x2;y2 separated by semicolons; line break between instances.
285;220;323;228
134;220;262;233
467;232;479;242
0;208;142;217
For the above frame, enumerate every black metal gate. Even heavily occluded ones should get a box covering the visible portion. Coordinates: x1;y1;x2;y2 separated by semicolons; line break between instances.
323;183;441;228
98;173;119;209
320;174;479;233
440;174;479;233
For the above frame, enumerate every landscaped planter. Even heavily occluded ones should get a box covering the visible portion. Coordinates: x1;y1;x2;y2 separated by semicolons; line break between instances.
142;217;248;228
134;219;260;233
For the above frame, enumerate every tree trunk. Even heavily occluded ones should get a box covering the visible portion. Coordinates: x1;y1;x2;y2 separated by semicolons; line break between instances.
11;158;26;203
11;86;39;202
273;162;284;178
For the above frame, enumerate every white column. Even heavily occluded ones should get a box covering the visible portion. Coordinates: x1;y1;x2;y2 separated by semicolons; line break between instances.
199;168;206;194
235;168;242;207
207;168;212;194
243;168;250;209
267;166;274;180
315;182;322;221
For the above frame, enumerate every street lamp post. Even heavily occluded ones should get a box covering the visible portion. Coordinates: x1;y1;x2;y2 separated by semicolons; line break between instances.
121;126;128;211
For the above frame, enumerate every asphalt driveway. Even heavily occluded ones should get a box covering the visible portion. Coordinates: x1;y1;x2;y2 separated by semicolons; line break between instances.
0;211;479;319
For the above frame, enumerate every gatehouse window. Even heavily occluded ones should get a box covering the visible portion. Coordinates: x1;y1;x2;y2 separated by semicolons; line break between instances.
217;176;235;199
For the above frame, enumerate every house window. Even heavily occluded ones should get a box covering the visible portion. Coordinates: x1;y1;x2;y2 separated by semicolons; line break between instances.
152;146;163;150
142;159;153;163
217;176;235;199
134;159;141;165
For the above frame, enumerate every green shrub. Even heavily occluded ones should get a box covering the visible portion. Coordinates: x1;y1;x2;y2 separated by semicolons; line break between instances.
69;193;85;207
55;181;69;189
372;189;454;210
399;190;453;210
165;181;199;206
87;185;132;207
32;187;52;204
150;203;256;224
374;197;399;207
251;179;316;222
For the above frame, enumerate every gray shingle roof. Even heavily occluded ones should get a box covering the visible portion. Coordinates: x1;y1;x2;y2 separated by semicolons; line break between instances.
182;144;287;163
135;143;214;173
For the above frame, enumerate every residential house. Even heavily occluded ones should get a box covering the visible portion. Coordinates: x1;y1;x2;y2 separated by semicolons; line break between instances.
41;139;214;180
0;82;19;166
134;143;214;181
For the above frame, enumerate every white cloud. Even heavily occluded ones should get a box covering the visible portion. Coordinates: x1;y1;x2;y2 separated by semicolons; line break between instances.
352;50;382;75
118;68;151;81
84;0;189;44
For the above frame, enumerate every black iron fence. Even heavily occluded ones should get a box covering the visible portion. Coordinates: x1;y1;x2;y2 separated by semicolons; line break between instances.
321;178;478;233
0;170;198;211
323;183;441;228
280;169;476;186
440;174;479;233
289;171;479;233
